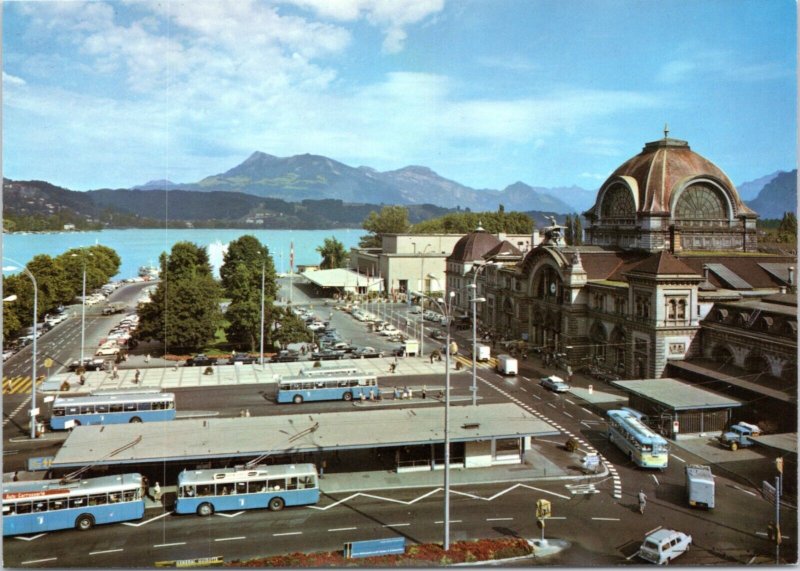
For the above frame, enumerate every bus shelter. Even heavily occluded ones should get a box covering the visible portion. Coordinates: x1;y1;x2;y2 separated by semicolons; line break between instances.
49;403;559;481
610;378;742;439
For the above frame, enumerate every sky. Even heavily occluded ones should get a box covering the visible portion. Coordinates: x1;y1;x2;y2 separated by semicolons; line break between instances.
3;0;797;192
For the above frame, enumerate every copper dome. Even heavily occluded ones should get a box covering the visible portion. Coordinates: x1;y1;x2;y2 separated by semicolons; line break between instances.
448;230;502;262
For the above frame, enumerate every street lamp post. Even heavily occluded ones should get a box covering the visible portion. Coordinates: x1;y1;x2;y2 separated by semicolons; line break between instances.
260;258;266;369
4;258;39;439
467;261;494;406
71;250;92;365
418;244;433;359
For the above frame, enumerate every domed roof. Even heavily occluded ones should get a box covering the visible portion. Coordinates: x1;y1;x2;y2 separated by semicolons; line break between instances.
589;135;755;217
448;228;502;263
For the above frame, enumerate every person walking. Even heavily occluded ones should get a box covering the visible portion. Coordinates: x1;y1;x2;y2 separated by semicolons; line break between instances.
134;369;140;384
112;364;119;380
638;490;647;514
144;353;151;365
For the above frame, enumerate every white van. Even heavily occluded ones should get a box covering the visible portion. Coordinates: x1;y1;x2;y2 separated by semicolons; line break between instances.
475;344;491;362
638;529;692;565
496;354;518;375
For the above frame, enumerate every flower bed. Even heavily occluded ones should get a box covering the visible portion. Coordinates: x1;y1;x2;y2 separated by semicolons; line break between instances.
228;537;533;567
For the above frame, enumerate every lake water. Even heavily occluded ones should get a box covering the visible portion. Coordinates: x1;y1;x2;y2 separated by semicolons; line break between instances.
2;228;367;279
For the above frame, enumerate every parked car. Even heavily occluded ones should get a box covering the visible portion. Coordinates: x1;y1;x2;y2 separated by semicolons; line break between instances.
718;421;761;451
311;348;345;361
68;358;106;372
229;354;259;365
430;329;446;340
308;322;326;332
185;354;219;367
638;529;692;565
95;345;120;357
540;375;571;392
353;347;383;359
379;325;399;336
270;350;300;363
3;349;15;362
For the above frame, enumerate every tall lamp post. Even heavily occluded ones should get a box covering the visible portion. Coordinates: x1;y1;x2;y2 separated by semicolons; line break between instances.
467;261;494;406
71;250;92;364
4;258;39;439
417;244;433;359
418;288;455;550
260;256;266;370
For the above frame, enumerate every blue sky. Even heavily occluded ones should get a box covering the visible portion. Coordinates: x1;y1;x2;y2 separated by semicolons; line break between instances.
3;0;796;192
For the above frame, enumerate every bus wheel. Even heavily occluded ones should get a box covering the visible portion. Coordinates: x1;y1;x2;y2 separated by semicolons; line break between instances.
75;514;95;531
293;395;304;404
269;497;285;511
197;502;214;517
129;417;142;423
343;392;353;401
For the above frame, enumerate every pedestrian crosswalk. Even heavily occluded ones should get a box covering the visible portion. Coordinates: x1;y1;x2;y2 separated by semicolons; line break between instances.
452;355;498;370
2;376;40;395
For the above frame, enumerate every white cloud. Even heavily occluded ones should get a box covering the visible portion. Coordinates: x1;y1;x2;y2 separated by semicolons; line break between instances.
657;48;791;84
580;172;607;181
3;72;26;86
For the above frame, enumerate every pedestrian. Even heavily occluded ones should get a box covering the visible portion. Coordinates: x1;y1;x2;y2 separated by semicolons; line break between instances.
142;475;151;500
134;369;140;384
638;490;647;514
145;353;150;364
79;373;86;386
422;385;427;399
12;471;19;482
153;482;162;501
320;460;327;479
112;364;119;380
245;409;251;418
389;362;396;374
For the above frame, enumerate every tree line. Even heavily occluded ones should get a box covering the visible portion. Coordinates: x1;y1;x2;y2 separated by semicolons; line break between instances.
3;245;121;340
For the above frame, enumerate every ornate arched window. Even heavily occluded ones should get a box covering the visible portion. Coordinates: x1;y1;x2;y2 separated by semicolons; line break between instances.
600;185;635;219
674;184;726;220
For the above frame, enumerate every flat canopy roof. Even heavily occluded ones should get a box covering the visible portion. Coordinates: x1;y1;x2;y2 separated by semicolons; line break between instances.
611;378;742;411
750;433;798;455
51;403;558;468
303;268;383;289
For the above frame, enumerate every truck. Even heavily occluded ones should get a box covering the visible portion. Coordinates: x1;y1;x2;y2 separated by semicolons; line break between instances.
685;464;715;509
475;344;491;362
496;354;518;375
102;302;126;315
718;421;761;451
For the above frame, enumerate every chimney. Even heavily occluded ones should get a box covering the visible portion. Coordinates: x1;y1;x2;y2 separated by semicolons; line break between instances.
789;267;795;287
703;264;710;282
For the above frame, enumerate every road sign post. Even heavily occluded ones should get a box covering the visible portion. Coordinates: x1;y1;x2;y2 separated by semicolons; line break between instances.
536;499;551;544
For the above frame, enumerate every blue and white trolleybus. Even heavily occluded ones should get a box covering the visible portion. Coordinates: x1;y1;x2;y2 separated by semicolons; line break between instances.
607;409;669;469
276;374;379;404
49;390;176;429
2;473;145;536
175;463;319;516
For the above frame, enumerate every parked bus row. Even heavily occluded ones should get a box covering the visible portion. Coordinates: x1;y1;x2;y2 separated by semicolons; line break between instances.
3;464;320;536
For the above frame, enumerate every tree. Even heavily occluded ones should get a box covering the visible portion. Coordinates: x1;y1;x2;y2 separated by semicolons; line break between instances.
359;206;410;248
777;212;797;244
564;214;574;245
136;242;222;352
317;237;348;269
411;211;533;234
573;215;584;246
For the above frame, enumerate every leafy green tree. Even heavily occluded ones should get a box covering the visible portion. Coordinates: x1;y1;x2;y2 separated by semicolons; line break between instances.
777;212;797;244
219;236;277;352
359;206;410;248
411;211;533;234
3;298;22;341
136;242;222;352
26;255;71;314
573;216;583;246
317;237;349;269
564;214;574;245
272;307;313;349
57;244;122;299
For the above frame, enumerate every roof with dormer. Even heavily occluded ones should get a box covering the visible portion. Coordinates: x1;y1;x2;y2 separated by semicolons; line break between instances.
448;227;502;263
627;250;700;276
483;240;522;260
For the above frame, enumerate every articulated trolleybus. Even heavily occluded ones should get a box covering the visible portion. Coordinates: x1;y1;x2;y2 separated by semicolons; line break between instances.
276;373;379;404
175;463;320;516
49;390;176;429
2;473;145;536
607;409;669;469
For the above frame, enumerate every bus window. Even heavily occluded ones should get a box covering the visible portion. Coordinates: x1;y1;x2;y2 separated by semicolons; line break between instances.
349;380;359;387
52;408;65;417
236;482;247;495
197;485;213;497
89;494;108;506
108;493;121;504
80;405;95;414
287;477;298;491
69;496;88;508
124;403;137;412
15;502;32;514
338;380;348;387
298;475;315;489
3;503;15;515
67;406;79;415
302;382;314;390
49;498;67;511
123;490;136;502
218;485;232;496
32;501;47;513
110;404;123;413
248;480;267;493
268;478;285;491
96;403;109;413
315;381;325;389
167;400;175;409
180;486;196;498
138;402;152;411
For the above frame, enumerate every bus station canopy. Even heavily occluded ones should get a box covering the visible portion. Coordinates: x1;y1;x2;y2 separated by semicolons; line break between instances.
303;268;383;291
50;403;559;468
611;378;742;411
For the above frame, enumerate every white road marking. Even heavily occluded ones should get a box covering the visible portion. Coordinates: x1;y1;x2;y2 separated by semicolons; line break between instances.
13;533;46;542
154;542;186;548
646;526;663;536
486;517;513;521
328;527;358;532
122;511;173;526
90;549;125;555
532;394;541;400
547;402;557;408
215;536;246;542
591;517;620;521
651;475;659;486
382;523;410;528
520;388;527;392
734;485;757;497
435;520;462;524
671;454;686;463
626;551;641;561
547;516;567;520
563;412;573;418
273;531;303;536
214;511;245;518
22;558;57;565
565;399;575;405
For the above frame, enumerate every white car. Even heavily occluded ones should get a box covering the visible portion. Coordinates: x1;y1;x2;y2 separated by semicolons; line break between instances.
638;529;692;564
307;322;326;332
379;325;399;336
95;345;120;356
540;375;571;392
3;350;15;362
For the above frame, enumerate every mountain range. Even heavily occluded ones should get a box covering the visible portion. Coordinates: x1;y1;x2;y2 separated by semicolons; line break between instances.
134;151;595;214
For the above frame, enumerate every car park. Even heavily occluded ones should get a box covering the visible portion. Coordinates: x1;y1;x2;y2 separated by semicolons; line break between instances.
308;322;326;332
638;529;692;565
270;350;301;363
185;354;219;367
311;348;345;361
540;375;570;392
229;354;259;365
353;347;383;359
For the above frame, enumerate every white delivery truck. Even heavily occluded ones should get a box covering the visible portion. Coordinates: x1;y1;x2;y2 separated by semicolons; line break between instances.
475;344;491;362
685;464;715;509
496;354;518;375
403;339;419;357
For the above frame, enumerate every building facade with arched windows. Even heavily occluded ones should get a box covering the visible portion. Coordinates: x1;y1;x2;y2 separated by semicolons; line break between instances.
463;135;795;406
